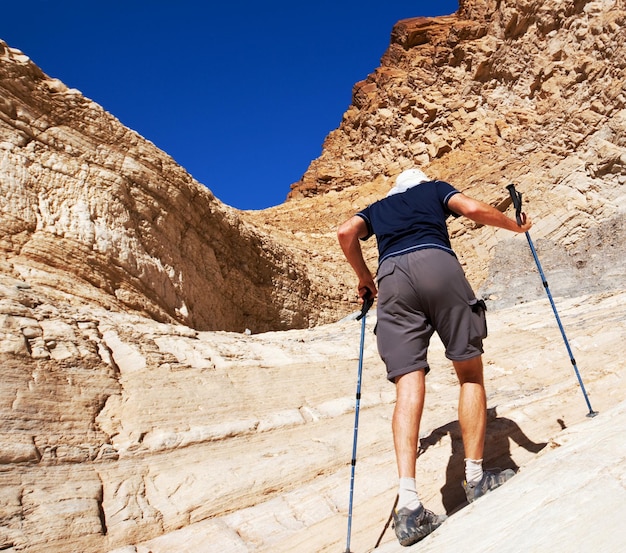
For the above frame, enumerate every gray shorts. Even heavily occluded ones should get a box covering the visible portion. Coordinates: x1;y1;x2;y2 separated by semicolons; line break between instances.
375;248;487;382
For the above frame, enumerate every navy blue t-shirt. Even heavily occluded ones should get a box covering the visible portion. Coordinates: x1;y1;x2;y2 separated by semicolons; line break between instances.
356;180;460;265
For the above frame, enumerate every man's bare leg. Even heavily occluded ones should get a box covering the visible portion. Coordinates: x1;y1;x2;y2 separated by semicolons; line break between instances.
453;355;487;461
393;370;426;478
390;369;446;547
454;355;516;501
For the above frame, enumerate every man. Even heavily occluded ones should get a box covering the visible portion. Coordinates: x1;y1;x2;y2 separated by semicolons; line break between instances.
337;168;532;546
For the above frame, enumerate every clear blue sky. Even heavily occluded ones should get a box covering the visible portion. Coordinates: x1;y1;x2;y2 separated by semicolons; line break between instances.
2;1;459;210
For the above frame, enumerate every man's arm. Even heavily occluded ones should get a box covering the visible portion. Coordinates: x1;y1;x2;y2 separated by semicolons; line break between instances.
448;193;533;233
337;216;378;300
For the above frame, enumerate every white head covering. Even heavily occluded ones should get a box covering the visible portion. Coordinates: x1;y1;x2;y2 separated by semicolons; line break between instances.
387;168;431;197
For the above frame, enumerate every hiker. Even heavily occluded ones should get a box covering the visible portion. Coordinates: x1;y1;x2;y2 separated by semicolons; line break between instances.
337;168;532;547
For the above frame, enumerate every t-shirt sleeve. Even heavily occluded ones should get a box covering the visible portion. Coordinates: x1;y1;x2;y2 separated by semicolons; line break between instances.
436;181;461;217
355;208;374;240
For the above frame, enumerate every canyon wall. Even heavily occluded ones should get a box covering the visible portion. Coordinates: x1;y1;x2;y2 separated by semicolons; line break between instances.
0;0;625;551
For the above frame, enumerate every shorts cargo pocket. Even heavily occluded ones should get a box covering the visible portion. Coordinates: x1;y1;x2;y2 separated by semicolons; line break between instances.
468;298;488;340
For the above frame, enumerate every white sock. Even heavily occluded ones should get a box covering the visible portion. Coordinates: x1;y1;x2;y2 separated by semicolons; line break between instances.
465;458;484;484
397;477;422;511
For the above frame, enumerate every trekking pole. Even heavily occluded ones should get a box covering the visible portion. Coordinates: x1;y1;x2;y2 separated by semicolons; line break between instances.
506;184;598;418
344;291;375;553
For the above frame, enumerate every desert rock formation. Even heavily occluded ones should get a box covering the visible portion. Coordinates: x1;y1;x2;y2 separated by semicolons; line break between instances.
287;0;626;301
0;41;326;334
1;0;625;552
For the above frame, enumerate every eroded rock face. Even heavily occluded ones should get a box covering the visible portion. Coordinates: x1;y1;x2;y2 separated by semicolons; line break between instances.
284;0;626;305
291;0;626;200
3;0;626;333
0;41;320;333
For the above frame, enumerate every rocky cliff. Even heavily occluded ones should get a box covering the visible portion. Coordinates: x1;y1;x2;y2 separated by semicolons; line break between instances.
1;0;625;552
292;0;626;200
0;41;325;334
287;0;626;301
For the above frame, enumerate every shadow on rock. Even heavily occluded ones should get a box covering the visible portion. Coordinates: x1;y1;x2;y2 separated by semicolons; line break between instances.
419;407;548;515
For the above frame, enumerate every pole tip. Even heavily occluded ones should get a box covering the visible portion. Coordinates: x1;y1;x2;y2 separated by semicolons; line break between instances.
587;410;599;418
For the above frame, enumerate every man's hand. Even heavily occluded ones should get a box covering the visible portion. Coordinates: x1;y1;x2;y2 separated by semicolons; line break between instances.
516;212;533;233
358;283;377;303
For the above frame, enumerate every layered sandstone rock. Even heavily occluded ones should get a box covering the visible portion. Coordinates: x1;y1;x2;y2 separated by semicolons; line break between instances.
0;41;326;333
287;0;626;296
2;271;625;552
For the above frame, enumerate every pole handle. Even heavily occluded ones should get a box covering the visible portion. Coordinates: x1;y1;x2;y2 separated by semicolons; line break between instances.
356;290;374;321
506;184;525;226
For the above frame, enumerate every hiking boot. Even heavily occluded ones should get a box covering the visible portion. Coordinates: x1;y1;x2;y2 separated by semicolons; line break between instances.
392;504;447;547
463;468;516;503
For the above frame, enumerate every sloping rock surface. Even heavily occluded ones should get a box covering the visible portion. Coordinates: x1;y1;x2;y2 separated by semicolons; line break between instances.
2;274;624;552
